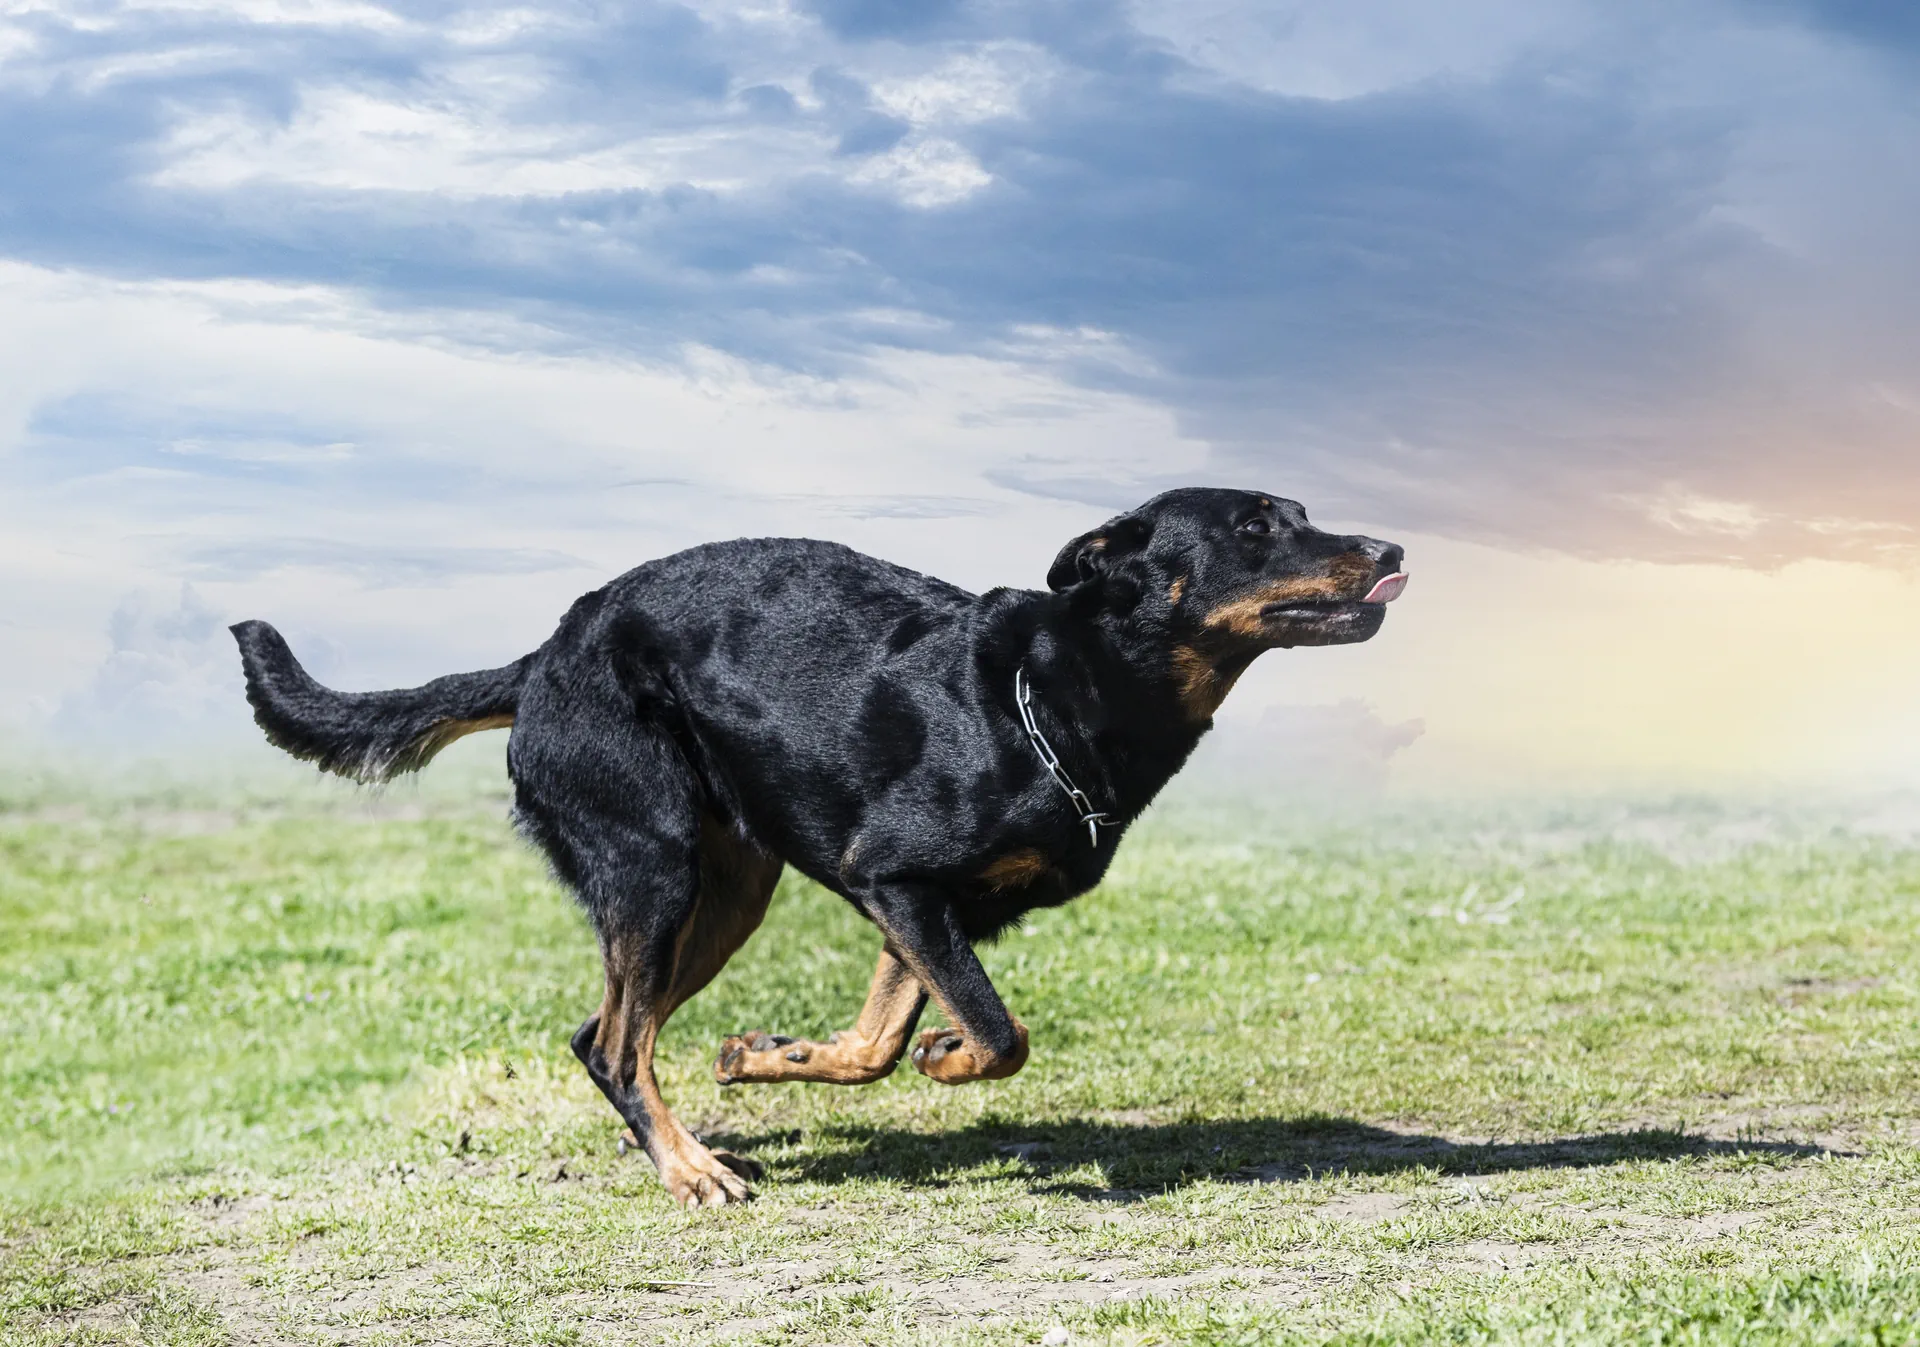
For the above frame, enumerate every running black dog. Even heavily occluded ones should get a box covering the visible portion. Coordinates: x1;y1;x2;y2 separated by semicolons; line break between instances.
231;487;1406;1206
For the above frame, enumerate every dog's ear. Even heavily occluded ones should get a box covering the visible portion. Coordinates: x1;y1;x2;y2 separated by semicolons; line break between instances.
1046;512;1151;592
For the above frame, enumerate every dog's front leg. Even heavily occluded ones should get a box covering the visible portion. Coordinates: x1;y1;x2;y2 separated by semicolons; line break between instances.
715;945;928;1085
866;884;1029;1084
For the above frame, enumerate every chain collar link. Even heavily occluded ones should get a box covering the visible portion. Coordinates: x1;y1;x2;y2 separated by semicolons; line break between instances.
1013;664;1116;847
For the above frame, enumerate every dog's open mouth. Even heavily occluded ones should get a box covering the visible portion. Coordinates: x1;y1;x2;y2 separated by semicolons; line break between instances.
1260;599;1356;621
1260;573;1408;624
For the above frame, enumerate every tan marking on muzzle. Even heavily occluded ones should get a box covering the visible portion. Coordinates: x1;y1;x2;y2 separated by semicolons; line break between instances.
1200;552;1377;639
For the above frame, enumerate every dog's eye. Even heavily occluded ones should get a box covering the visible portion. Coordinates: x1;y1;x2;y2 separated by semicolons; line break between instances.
1240;518;1272;535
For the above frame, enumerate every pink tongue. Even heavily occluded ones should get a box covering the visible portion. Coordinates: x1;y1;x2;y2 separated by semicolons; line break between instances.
1362;572;1408;604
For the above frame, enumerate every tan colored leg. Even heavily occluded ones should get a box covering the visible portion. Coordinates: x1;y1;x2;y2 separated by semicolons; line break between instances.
908;1016;1029;1083
594;978;758;1207
591;818;783;1207
865;897;1031;1085
716;946;928;1084
668;816;782;1016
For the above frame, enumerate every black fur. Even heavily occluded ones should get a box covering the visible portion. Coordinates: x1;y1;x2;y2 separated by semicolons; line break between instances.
232;486;1404;1201
231;620;526;782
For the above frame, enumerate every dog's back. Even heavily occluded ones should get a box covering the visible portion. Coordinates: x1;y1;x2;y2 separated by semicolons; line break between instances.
517;535;1006;881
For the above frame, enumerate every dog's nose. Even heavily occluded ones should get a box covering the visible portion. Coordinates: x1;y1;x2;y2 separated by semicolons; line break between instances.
1361;538;1404;573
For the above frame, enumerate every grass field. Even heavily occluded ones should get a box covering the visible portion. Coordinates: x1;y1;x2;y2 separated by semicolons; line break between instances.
4;756;1920;1344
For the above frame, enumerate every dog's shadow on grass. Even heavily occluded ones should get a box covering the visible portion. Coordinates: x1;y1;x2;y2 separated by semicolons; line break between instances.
712;1116;1844;1201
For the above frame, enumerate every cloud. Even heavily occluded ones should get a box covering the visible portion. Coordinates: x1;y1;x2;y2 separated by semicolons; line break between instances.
790;494;998;519
49;584;259;745
804;0;969;42
180;538;593;585
1760;0;1920;54
5;0;1920;773
1125;0;1595;100
0;257;1213;717
4;1;1916;565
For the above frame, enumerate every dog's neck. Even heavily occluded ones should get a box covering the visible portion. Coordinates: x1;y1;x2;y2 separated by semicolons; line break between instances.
992;588;1223;824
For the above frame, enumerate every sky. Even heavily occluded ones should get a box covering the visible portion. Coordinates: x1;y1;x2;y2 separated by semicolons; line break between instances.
3;0;1919;790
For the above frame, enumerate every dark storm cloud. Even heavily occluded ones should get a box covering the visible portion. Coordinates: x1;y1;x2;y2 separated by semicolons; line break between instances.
1;0;1915;563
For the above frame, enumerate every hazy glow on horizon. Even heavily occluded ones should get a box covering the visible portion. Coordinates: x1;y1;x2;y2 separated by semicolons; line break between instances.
1254;537;1920;789
2;0;1918;790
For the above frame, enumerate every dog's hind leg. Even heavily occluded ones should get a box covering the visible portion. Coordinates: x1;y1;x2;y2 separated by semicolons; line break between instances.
566;816;781;1206
667;814;784;1018
571;941;756;1206
714;945;927;1086
516;683;776;1205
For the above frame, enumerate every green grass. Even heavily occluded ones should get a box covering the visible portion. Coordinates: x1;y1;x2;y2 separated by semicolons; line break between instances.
3;773;1919;1344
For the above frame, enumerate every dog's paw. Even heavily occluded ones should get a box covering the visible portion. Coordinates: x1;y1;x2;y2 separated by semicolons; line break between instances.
715;1031;807;1084
910;1027;973;1082
909;1022;1029;1083
910;1028;963;1072
660;1150;757;1208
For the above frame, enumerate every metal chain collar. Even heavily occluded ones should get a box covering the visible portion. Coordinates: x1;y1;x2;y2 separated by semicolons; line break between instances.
1013;664;1116;847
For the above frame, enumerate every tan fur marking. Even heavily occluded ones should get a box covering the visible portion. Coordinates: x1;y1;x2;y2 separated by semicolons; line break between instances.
715;947;927;1085
1168;574;1187;604
415;712;514;762
979;848;1052;891
1170;645;1244;721
860;917;1030;1085
595;924;762;1207
912;1017;1030;1083
1200;552;1377;639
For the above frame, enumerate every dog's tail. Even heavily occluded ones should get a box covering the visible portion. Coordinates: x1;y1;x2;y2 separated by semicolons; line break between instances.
230;620;529;784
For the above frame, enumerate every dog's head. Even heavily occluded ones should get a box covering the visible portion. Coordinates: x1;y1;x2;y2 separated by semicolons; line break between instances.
1047;487;1406;717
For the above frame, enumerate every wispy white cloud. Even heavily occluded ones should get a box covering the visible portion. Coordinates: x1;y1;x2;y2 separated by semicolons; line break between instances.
1126;0;1595;101
845;135;991;207
0;259;1210;716
48;583;256;745
869;41;1054;123
179;538;595;584
3;0;1920;772
3;0;1914;573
